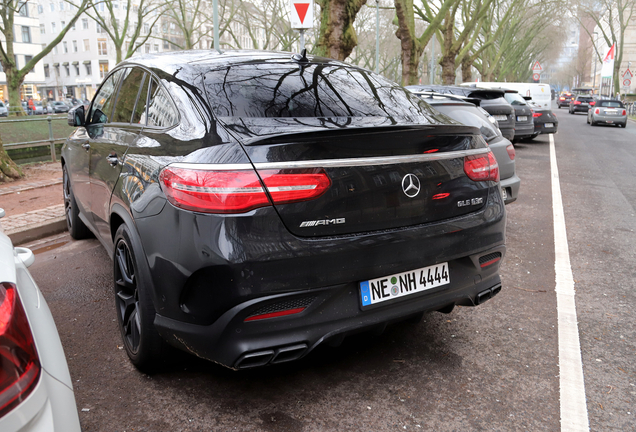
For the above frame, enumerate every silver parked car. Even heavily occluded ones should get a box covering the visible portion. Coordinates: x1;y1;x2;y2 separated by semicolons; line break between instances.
0;101;7;117
587;99;627;128
0;209;81;432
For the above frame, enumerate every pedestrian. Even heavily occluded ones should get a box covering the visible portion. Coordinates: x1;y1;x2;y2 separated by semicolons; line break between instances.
27;97;35;115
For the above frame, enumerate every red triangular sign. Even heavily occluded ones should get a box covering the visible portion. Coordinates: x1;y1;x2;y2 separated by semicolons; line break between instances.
294;3;310;24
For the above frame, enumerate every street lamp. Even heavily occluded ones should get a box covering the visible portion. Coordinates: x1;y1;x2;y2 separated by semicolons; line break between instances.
592;31;598;95
375;0;379;74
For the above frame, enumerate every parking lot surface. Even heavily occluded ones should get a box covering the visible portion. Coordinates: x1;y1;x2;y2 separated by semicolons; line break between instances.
27;108;635;431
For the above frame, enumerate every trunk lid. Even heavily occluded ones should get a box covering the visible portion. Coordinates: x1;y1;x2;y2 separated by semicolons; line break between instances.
222;119;492;237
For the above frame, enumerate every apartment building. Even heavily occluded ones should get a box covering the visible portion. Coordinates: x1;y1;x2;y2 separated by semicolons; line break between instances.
0;1;46;102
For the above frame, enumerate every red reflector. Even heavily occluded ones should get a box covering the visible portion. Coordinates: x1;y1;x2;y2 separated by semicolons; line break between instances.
595;108;600;115
464;151;499;182
423;149;439;154
574;101;581;105
244;307;306;322
533;112;542;117
160;167;330;214
480;257;501;268
0;282;41;418
432;193;450;200
506;144;515;161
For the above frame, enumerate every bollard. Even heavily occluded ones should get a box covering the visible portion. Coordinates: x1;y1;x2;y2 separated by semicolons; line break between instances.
47;116;56;162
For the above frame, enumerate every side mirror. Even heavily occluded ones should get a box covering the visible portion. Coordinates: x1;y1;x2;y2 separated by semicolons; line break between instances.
68;105;86;127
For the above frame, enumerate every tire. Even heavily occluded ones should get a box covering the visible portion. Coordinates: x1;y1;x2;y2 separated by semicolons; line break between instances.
620;122;627;128
63;166;92;239
113;224;171;371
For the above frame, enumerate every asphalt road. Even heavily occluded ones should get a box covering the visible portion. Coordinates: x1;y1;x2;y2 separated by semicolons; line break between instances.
28;107;635;431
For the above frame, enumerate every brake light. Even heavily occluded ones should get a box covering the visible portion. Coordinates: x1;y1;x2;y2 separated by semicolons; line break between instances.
589;101;595;106
0;282;41;418
622;109;626;115
595;108;600;115
506;144;515;161
559;97;565;100
464;151;499;182
533;112;542;117
160;167;331;214
574;101;581;105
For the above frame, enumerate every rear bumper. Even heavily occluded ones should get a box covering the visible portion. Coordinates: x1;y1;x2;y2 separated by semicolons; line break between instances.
500;126;515;141
513;122;535;139
534;120;558;135
571;106;589;113
136;189;507;368
500;173;520;204
592;115;627;124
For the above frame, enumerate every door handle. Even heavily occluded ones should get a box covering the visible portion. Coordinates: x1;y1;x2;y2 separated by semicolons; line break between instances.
106;154;120;167
81;142;90;151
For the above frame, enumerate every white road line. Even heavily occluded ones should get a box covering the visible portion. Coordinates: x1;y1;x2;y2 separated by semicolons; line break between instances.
550;133;590;431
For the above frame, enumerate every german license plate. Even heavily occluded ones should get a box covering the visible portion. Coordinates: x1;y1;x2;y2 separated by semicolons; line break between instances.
360;263;450;307
494;115;507;121
606;110;617;115
545;123;554;128
517;116;527;122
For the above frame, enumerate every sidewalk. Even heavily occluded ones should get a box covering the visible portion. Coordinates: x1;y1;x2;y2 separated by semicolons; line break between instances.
0;178;67;245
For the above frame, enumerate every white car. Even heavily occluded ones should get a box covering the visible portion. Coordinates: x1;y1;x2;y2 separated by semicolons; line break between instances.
0;209;81;432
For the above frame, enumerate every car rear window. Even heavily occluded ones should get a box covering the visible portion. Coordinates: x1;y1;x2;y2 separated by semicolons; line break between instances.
203;63;433;120
577;96;593;101
599;101;623;108
504;93;527;105
433;104;500;142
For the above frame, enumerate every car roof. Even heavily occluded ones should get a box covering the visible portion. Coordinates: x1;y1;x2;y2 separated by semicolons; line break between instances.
117;49;346;76
406;85;505;99
409;91;482;107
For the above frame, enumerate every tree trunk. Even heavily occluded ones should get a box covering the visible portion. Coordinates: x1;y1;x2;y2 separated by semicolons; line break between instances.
315;0;367;60
0;136;23;182
394;0;422;85
440;53;457;85
461;59;473;82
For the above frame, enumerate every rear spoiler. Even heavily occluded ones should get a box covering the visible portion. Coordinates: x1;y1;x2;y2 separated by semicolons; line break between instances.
522;96;532;101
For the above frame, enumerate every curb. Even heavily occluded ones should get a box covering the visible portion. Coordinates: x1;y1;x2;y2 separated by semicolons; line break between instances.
6;217;68;246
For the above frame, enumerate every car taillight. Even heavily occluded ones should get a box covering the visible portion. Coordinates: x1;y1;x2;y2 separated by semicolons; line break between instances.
533;112;543;117
159;167;331;214
464;151;499;182
622;109;626;115
574;101;581;105
589;101;595;106
595;108;600;114
0;282;41;418
559;97;565;100
506;144;516;161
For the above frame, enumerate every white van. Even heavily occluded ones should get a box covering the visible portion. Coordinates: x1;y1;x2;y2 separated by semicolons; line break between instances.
461;82;552;109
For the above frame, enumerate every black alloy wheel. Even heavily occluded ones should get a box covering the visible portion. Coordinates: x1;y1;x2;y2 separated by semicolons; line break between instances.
113;224;169;370
63;166;91;239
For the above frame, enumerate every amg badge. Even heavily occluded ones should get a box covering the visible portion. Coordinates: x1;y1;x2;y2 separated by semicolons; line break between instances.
300;218;346;227
457;197;484;207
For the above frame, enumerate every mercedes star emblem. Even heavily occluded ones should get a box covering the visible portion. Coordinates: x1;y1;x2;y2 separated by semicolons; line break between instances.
402;174;421;198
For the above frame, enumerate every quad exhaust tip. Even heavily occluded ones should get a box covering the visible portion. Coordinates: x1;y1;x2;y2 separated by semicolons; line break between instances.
235;343;308;369
475;283;502;305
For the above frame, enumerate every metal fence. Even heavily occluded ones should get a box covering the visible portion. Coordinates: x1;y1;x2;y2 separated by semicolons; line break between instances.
626;102;636;117
1;116;67;162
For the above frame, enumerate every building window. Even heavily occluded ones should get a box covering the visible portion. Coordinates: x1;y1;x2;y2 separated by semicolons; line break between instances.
40;24;45;34
21;26;31;43
38;4;43;14
82;18;88;30
73;40;78;52
99;61;109;79
163;40;169;49
71;22;76;31
63;41;68;53
25;55;33;72
51;22;56;33
18;2;28;16
65;65;70;76
144;23;149;34
75;64;80;75
54;46;58;54
145;43;150;53
44;65;49;78
98;39;108;55
49;3;54;12
54;65;59;76
61;20;65;28
154;43;159;52
85;62;92;75
59;1;64;10
96;24;105;34
83;39;90;51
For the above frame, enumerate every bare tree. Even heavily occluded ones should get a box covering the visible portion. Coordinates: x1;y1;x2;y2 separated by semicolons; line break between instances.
0;0;88;180
85;0;164;63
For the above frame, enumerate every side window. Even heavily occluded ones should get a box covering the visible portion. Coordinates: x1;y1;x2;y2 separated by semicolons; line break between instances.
112;67;147;124
144;79;178;128
132;76;150;124
89;69;124;124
